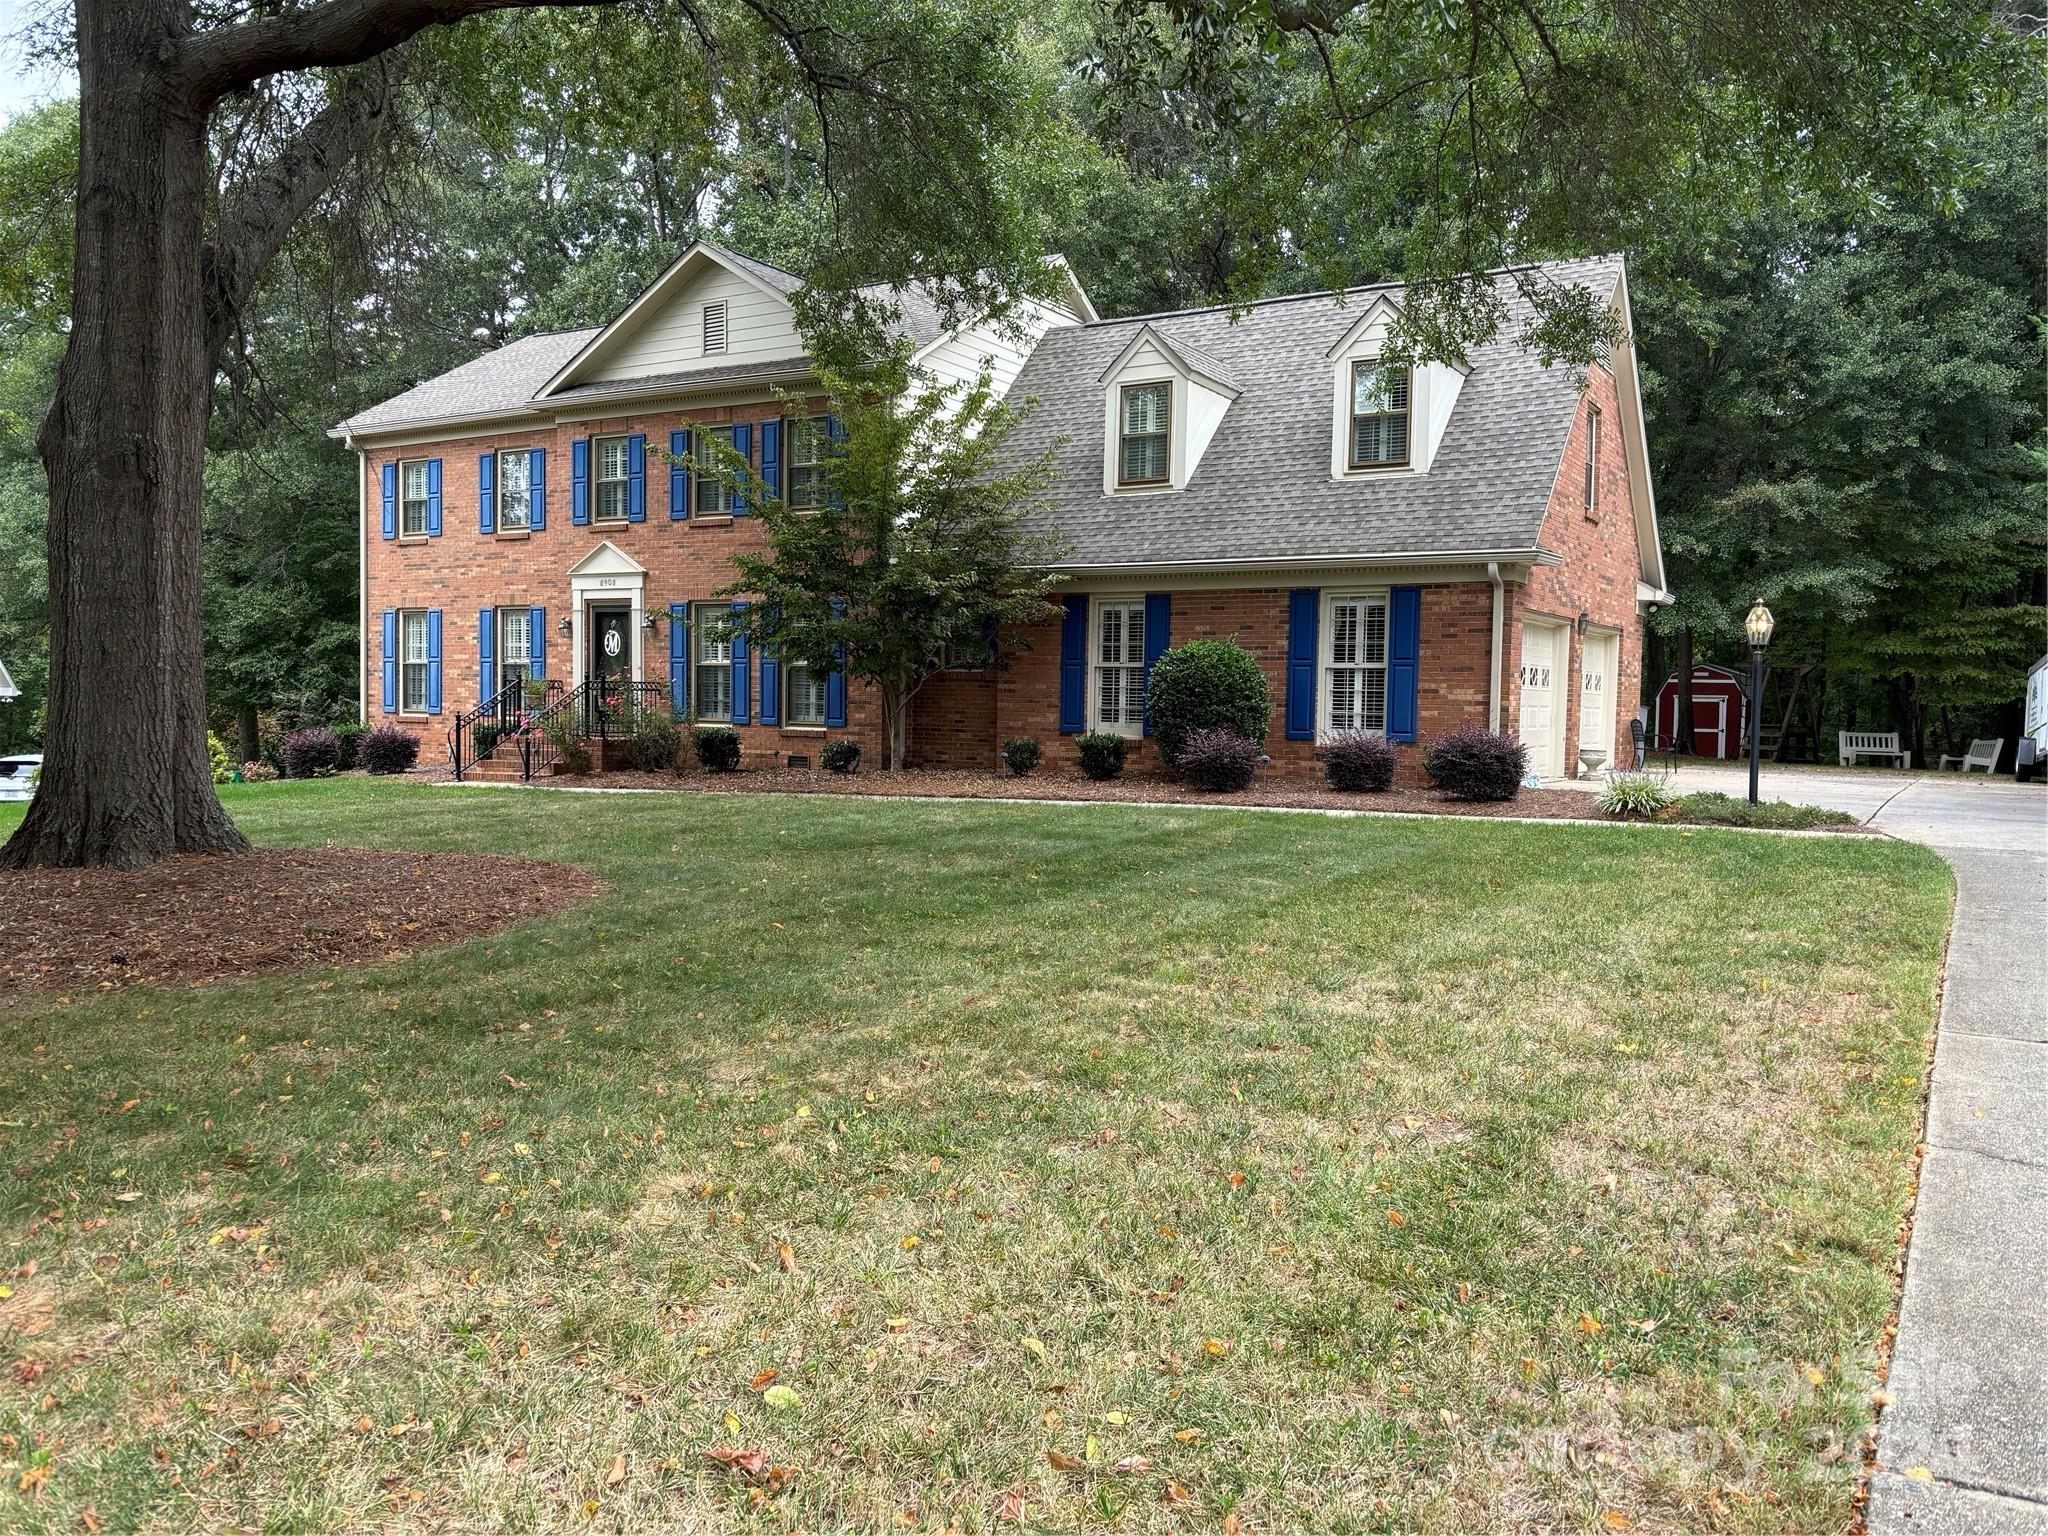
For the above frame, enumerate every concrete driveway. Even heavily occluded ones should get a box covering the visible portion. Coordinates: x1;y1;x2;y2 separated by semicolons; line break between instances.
1564;762;2048;1529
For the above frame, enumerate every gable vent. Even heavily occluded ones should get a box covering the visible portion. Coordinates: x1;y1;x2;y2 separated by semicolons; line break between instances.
703;300;728;355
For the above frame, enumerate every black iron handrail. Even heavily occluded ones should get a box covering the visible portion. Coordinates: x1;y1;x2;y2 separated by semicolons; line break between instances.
516;680;591;780
583;678;671;740
449;676;563;781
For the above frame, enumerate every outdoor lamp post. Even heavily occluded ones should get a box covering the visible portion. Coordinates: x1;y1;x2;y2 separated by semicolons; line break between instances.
1744;597;1775;804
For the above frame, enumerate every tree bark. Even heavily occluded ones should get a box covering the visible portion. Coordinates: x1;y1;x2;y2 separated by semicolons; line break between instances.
3;0;245;868
1674;627;1697;756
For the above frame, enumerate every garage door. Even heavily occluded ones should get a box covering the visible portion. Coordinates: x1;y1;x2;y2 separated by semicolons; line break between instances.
1518;621;1563;779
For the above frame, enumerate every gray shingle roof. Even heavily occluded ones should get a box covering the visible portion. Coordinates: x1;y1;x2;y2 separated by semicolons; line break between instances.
334;327;597;435
546;355;816;404
1005;255;1622;568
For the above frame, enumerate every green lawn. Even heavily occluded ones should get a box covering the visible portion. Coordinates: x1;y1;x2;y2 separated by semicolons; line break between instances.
0;781;1952;1533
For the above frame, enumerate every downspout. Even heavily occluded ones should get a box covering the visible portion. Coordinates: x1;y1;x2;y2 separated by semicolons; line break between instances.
1487;561;1504;733
352;436;367;724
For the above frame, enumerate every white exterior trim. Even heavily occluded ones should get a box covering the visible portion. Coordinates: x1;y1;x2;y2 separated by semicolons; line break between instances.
567;541;649;688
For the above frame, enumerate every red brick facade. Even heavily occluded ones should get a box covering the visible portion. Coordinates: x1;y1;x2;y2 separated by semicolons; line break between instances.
361;369;1644;780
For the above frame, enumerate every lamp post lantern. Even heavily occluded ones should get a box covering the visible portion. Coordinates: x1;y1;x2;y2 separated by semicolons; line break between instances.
1744;598;1775;804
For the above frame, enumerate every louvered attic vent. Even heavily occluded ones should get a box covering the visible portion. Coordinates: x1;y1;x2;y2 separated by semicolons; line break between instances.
703;300;728;355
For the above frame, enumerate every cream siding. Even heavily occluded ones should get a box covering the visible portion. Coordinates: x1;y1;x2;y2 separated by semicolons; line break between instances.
585;265;805;382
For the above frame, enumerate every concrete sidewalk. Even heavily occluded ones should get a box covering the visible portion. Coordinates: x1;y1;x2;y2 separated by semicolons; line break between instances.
1557;763;2048;1530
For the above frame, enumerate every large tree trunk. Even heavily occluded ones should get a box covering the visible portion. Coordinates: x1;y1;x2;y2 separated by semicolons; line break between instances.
1674;626;1698;756
3;0;246;869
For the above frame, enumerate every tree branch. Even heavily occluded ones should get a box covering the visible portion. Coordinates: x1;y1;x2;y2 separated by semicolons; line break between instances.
176;0;616;108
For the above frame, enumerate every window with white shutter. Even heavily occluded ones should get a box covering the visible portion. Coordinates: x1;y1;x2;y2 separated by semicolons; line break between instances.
497;450;531;530
400;609;430;713
399;460;430;536
1323;593;1389;734
1092;598;1148;734
594;436;629;521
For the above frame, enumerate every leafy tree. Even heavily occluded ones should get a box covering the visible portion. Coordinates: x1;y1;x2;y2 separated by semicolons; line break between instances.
719;361;1067;771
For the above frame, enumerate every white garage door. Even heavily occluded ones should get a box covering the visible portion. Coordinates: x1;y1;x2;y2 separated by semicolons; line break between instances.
1518;621;1563;779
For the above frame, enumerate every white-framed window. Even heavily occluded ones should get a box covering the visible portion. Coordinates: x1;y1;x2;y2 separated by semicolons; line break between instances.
400;608;430;713
785;657;827;726
703;300;728;355
694;602;734;721
498;450;531;530
594;435;630;521
1092;597;1147;734
1348;362;1410;468
1582;405;1601;514
785;415;826;510
1117;382;1170;487
399;459;430;536
1323;592;1390;734
696;427;736;516
498;607;531;686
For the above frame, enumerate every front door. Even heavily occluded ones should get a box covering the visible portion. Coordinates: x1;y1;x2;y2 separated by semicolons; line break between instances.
1578;631;1615;768
588;605;632;692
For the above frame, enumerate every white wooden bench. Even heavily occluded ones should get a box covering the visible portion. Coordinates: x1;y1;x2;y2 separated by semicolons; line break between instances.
1839;731;1911;768
1938;738;2002;774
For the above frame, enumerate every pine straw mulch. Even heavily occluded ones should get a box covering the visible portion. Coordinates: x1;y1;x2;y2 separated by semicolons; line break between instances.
525;763;1612;819
1;847;602;995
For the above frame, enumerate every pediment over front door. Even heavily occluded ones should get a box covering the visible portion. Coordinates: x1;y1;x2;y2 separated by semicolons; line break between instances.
565;540;647;580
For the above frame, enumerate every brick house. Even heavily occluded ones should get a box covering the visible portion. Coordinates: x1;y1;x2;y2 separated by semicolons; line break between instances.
332;242;1670;780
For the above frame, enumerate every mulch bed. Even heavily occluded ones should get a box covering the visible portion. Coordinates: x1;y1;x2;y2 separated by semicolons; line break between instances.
1;848;601;995
518;763;1609;819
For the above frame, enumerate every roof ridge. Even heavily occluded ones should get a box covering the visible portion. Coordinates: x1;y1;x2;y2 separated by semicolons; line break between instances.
1078;254;1622;330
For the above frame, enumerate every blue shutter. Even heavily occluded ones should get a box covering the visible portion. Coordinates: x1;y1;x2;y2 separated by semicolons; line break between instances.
529;606;546;680
1142;592;1171;736
380;609;397;712
1285;588;1319;740
380;463;397;540
731;423;753;515
1058;595;1088;734
669;430;689;519
478;453;495;535
529;447;547;531
758;645;780;725
1388;585;1421;743
626;433;646;521
571;438;590;525
729;601;751;725
425;609;444;714
759;418;782;502
825;596;848;728
425;459;443;537
478;607;496;702
668;603;689;714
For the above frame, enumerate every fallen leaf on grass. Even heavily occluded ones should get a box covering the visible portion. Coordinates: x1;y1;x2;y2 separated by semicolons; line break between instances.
750;1369;780;1391
241;1418;282;1440
1021;1335;1046;1361
704;1447;792;1489
1578;1313;1605;1334
996;1484;1027;1522
1201;1338;1232;1357
18;1464;49;1496
1113;1455;1154;1474
776;1241;796;1273
605;1453;626;1487
1385;1209;1405;1227
762;1384;801;1410
79;1507;101;1533
1047;1450;1085;1471
1600;1512;1631;1531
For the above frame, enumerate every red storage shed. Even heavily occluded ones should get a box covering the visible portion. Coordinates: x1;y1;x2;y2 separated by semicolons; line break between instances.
1653;663;1748;760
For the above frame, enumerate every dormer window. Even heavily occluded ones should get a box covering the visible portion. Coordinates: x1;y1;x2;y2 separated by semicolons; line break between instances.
703;300;728;355
1118;383;1171;487
1348;362;1410;469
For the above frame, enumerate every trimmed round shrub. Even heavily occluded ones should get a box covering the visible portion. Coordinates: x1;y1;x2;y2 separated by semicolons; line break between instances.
1002;737;1041;777
694;725;742;773
820;739;862;775
333;720;367;770
1424;726;1527;801
1320;730;1398;792
281;727;341;778
357;726;421;776
208;732;234;785
1076;731;1127;781
624;712;683;772
1146;639;1270;766
1177;728;1259;792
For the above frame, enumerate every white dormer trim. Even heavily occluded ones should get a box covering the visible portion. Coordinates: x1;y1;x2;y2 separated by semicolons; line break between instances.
565;539;648;579
1325;293;1467;480
1098;324;1241;496
534;242;798;399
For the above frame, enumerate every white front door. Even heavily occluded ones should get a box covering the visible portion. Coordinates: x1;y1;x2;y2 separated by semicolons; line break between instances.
1578;631;1616;768
1518;621;1564;779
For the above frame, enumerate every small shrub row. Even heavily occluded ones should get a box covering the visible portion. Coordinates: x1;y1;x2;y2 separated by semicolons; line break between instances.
820;739;861;775
1177;728;1260;792
623;711;684;773
1002;737;1041;777
358;726;420;776
694;726;742;773
282;727;342;779
1424;726;1526;801
1076;732;1126;781
1319;731;1397;793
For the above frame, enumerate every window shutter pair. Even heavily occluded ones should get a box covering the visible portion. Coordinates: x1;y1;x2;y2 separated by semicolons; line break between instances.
478;608;496;702
825;597;848;729
1057;595;1088;733
380;463;397;539
668;603;690;713
669;430;690;519
571;439;589;525
478;454;495;535
759;419;782;502
729;600;752;724
1284;585;1420;741
1141;593;1171;736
